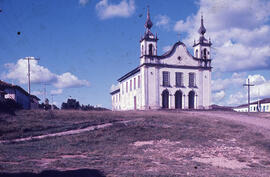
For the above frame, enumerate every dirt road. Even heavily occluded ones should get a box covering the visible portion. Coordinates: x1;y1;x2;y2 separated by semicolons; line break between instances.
195;111;270;130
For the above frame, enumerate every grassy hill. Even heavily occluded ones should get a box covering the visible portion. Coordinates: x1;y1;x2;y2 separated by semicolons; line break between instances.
0;110;270;176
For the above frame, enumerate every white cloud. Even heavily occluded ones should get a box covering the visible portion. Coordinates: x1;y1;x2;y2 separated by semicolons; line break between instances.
174;16;193;33
213;40;270;72
50;89;63;95
162;45;172;53
212;90;225;103
212;72;245;92
254;82;270;98
3;58;90;89
54;72;90;89
3;59;56;84
32;90;43;96
227;91;246;105
248;74;270;98
173;0;270;72
247;74;266;85
96;0;135;19
110;83;120;92
221;74;270;106
79;0;89;6
156;15;170;29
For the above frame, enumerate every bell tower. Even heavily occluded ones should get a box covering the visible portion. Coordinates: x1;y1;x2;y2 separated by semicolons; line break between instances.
193;15;212;61
193;15;212;109
140;7;158;64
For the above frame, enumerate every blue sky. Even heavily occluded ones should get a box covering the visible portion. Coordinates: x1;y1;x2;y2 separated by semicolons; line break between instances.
0;0;270;108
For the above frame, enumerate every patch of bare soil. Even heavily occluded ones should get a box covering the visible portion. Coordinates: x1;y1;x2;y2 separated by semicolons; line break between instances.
0;110;270;176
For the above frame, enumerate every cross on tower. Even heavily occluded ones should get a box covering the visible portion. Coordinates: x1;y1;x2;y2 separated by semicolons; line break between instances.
243;78;255;113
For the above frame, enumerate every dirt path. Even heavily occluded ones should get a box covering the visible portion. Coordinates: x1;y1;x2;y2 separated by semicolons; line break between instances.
197;111;270;130
0;118;144;144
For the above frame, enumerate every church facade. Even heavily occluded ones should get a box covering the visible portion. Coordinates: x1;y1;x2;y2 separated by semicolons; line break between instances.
110;9;212;110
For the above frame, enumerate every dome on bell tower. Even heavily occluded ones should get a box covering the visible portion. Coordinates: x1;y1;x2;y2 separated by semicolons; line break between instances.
144;7;153;30
198;15;206;35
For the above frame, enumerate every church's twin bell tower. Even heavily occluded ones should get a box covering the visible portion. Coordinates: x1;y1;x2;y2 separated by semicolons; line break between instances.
140;7;158;64
193;15;212;60
139;9;211;65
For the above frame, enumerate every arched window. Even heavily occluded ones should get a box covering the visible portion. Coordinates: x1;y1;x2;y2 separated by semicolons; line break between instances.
149;44;153;56
141;45;144;55
203;48;207;59
195;49;198;58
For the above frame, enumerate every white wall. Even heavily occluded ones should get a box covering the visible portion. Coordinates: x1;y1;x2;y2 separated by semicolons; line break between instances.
4;88;30;109
117;72;142;110
158;68;200;109
234;103;270;112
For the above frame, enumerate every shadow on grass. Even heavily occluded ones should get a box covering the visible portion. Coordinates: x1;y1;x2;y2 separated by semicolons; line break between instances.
0;169;105;177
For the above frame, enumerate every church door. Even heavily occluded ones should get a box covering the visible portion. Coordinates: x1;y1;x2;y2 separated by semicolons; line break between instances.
175;90;182;109
162;90;169;108
134;96;136;110
188;91;195;109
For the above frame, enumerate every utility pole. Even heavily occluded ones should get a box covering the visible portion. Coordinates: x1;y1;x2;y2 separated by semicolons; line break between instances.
23;57;40;109
257;88;260;112
243;79;254;113
43;83;49;102
23;57;40;95
51;94;54;110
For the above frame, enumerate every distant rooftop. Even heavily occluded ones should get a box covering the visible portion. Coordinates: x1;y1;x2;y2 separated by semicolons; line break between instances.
0;80;40;101
235;98;270;108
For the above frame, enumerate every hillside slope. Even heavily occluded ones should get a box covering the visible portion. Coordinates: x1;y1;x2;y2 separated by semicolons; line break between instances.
0;110;270;176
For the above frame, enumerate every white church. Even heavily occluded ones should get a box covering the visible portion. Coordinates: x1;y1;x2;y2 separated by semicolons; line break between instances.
110;9;212;110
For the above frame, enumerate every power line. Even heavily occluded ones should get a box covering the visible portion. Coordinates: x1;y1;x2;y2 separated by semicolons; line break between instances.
51;94;54;110
43;83;49;102
243;78;254;113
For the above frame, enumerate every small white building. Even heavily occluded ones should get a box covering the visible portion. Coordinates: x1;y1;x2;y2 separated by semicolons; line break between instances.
0;80;40;109
233;98;270;112
110;9;212;110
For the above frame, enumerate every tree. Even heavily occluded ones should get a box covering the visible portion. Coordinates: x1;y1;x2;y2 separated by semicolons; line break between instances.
61;98;80;110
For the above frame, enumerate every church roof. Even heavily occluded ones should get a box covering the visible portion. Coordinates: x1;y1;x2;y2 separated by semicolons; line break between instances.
157;41;192;59
117;66;140;82
158;41;210;61
110;89;120;95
